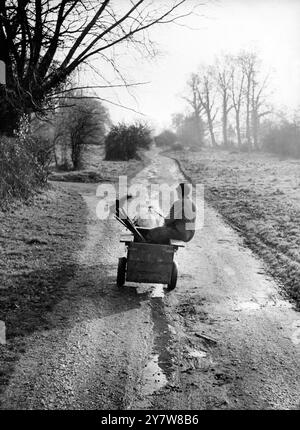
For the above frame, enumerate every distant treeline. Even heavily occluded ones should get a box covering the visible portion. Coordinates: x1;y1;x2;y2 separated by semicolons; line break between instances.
166;50;300;159
261;119;300;158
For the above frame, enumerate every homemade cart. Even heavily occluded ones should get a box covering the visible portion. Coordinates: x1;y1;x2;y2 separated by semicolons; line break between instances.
117;232;184;291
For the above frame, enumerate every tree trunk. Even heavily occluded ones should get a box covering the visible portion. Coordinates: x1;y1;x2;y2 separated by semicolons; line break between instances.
246;102;251;148
71;137;82;170
0;99;21;136
252;111;259;149
222;115;227;147
222;96;228;147
195;113;203;147
53;144;58;167
207;114;217;147
245;77;252;149
235;111;242;147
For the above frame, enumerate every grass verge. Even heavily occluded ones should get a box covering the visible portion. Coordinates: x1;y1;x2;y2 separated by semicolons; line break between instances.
0;186;87;394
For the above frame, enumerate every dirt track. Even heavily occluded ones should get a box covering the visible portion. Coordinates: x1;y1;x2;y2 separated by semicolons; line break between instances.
1;149;300;410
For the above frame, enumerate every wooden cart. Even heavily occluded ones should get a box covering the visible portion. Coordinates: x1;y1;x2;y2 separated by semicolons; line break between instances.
117;233;184;291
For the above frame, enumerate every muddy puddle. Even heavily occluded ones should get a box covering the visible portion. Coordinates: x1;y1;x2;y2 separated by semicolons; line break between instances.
139;354;168;396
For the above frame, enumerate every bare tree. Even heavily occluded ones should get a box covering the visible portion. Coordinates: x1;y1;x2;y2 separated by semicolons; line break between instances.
250;74;272;149
55;93;111;169
183;73;205;147
196;66;218;147
215;57;233;147
0;0;196;135
180;51;272;150
238;51;258;148
230;58;245;147
236;51;272;149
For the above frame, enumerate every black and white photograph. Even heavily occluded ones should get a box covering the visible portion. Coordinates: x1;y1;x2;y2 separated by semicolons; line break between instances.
0;0;299;415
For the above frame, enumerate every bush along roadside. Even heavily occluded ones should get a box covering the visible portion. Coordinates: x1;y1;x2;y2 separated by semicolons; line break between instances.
105;122;152;161
0;118;53;207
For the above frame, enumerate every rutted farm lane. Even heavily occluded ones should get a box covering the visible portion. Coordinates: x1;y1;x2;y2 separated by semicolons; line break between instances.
1;149;300;410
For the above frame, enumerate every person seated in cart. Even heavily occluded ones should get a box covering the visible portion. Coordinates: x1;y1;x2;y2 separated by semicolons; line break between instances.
143;182;196;245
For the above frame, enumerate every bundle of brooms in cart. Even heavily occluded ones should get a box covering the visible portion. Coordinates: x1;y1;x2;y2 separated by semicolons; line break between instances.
115;199;146;242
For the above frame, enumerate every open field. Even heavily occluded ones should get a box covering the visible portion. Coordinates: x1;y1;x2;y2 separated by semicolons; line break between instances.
169;149;300;307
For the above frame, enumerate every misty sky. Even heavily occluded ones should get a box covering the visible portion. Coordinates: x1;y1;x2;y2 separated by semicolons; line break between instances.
86;0;300;130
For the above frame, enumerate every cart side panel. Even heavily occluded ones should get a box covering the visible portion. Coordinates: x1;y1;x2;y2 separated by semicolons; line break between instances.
126;243;174;283
127;262;174;283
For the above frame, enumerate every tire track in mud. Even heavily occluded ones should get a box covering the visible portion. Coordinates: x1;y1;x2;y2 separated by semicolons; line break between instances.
125;149;187;409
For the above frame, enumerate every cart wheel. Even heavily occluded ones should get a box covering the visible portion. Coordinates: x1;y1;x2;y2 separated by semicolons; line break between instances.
117;257;127;287
167;261;178;291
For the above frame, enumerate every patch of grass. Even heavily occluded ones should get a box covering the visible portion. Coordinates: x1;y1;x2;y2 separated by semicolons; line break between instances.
170;149;300;306
0;186;87;394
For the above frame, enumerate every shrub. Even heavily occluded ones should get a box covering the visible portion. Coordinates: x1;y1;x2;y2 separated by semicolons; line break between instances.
154;130;177;148
172;142;184;151
0;136;35;204
105;122;152;161
0;117;53;206
172;113;204;150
